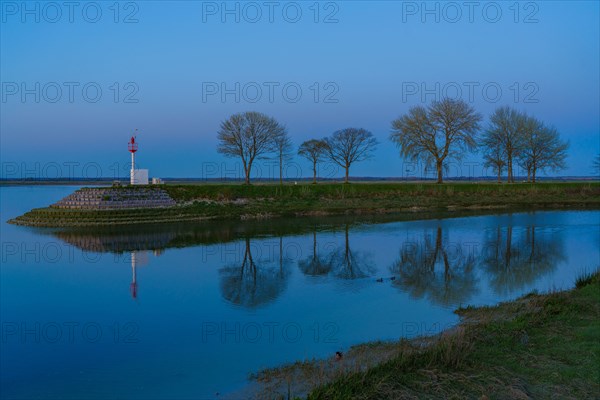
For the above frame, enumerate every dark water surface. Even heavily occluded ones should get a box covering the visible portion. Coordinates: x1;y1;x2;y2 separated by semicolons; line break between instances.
1;186;599;399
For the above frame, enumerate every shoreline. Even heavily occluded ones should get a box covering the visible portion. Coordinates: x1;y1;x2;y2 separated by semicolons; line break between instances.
244;271;600;399
8;203;600;228
7;182;600;227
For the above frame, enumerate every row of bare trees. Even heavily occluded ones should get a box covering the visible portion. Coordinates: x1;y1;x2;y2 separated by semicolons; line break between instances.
217;111;378;184
298;129;378;184
390;100;569;183
217;101;569;184
480;107;569;183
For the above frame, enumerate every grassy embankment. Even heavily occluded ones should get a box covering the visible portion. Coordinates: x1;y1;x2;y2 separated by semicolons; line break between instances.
8;182;600;227
253;271;600;399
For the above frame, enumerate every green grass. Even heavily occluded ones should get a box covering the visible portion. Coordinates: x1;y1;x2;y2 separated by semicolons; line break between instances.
306;270;600;400
8;182;600;227
161;181;599;202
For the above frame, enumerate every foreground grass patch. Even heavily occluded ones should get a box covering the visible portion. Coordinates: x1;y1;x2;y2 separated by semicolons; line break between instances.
252;270;600;399
305;271;600;399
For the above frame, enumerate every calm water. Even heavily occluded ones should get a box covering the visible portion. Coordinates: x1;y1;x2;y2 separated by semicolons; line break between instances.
1;186;599;399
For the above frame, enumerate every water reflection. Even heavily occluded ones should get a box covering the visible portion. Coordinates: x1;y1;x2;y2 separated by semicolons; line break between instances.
50;213;472;253
47;213;570;307
219;237;291;309
390;226;479;307
481;225;565;295
326;224;375;280
298;230;332;276
56;230;176;253
131;251;138;299
128;251;156;300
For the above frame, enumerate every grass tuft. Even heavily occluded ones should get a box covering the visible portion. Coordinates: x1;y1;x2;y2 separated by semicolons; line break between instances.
575;268;600;288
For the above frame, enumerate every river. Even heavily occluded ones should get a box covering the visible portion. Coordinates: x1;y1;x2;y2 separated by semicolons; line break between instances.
1;185;598;399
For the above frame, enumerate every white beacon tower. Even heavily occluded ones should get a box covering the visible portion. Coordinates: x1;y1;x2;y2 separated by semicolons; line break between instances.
128;131;149;185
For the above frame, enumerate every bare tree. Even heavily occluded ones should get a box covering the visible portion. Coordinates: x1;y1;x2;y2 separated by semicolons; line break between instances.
273;130;293;185
594;154;600;176
298;139;327;184
519;116;568;183
390;98;481;184
323;128;378;183
216;111;285;184
481;127;506;183
486;106;526;183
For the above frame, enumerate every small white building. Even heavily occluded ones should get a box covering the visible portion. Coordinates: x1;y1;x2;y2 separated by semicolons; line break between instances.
131;169;149;185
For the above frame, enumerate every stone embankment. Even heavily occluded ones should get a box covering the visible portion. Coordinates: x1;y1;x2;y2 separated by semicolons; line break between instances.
52;187;176;209
8;186;184;227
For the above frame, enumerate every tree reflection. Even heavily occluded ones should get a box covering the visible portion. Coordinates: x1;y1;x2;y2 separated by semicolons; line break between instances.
481;224;565;295
298;230;332;276
390;226;479;307
324;224;375;280
219;237;290;309
297;225;375;283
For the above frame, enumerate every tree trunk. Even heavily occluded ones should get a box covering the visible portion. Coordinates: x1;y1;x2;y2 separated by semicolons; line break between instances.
279;153;283;185
312;160;317;184
243;161;250;185
532;164;536;183
507;154;513;183
344;165;349;183
436;160;443;184
497;167;501;183
526;166;531;183
245;159;252;185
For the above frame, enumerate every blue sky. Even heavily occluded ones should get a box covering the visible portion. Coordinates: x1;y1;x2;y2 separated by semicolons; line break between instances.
1;1;598;179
